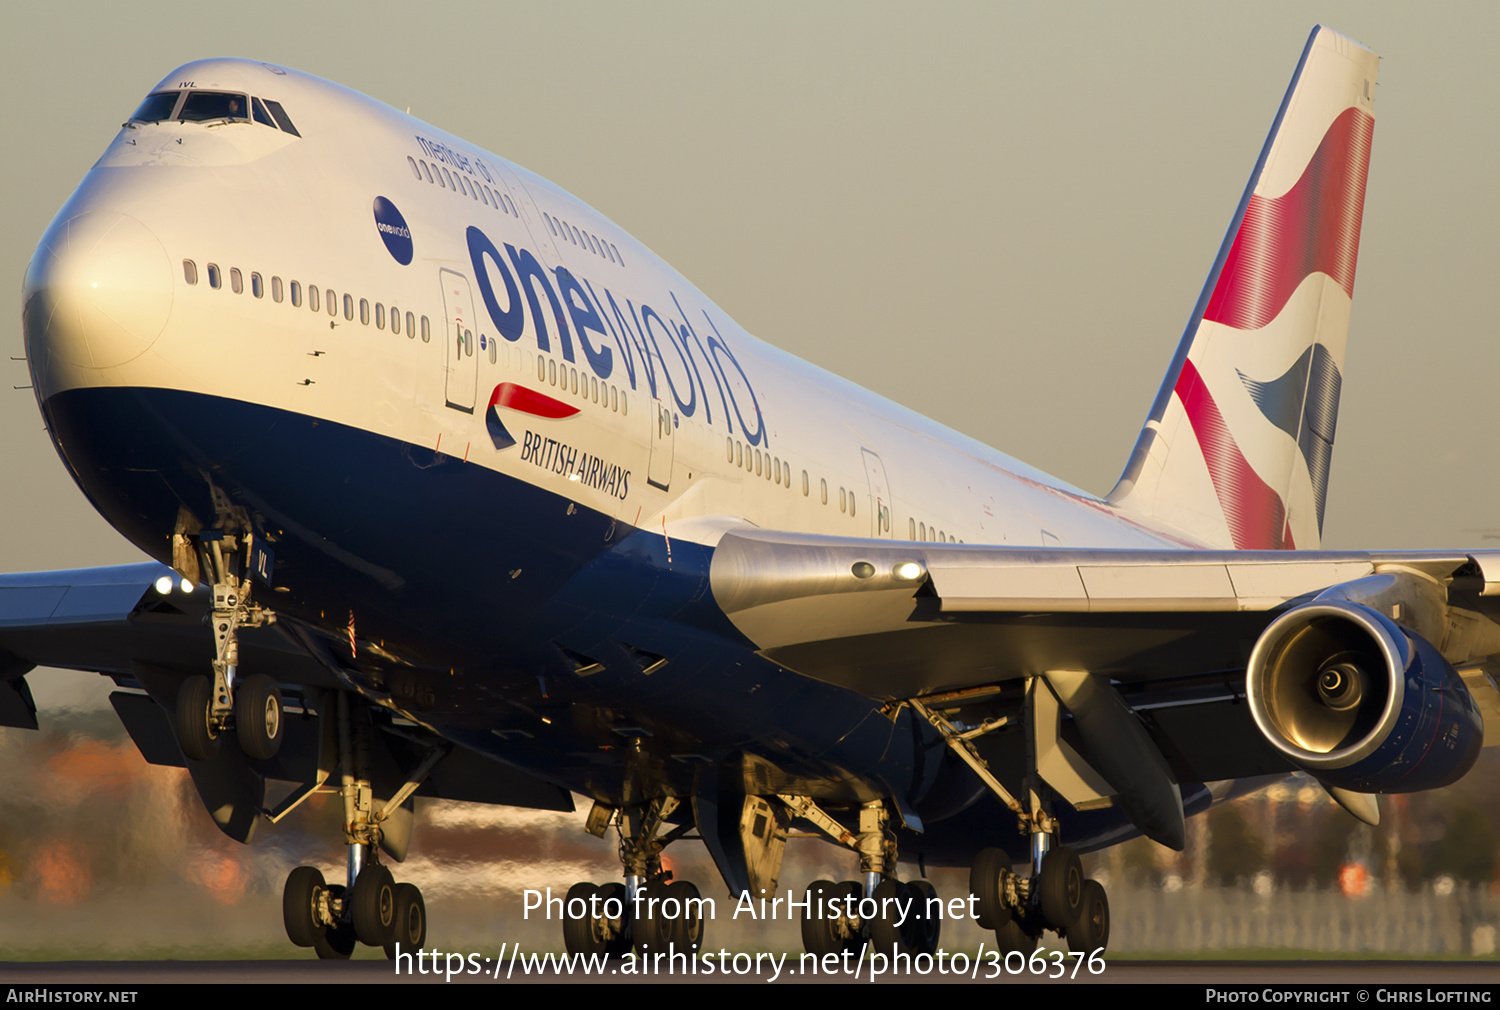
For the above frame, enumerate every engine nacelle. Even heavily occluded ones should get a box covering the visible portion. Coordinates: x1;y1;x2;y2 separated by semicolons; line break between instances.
1246;601;1483;792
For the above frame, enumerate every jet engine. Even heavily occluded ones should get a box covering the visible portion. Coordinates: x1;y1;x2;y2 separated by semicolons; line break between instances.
1246;600;1482;792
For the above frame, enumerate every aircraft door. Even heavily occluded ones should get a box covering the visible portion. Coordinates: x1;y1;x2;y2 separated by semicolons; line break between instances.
647;400;674;491
440;269;478;413
862;449;893;538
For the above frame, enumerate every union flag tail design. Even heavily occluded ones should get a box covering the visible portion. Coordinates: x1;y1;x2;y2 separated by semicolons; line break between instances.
1109;26;1377;551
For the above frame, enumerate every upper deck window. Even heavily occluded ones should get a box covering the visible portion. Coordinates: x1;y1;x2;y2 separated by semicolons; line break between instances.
130;92;180;123
179;91;251;123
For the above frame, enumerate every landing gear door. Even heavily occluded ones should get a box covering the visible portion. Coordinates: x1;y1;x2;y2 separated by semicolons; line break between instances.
647;400;674;491
862;448;892;538
440;269;477;413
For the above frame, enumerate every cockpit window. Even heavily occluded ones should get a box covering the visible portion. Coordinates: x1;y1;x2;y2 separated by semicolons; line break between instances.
178;91;250;123
263;99;300;137
126;88;301;136
130;92;180;123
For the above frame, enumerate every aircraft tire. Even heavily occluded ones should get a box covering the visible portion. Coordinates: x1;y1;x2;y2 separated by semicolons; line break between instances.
562;882;606;957
800;879;839;956
283;866;325;947
174;675;219;761
663;879;705;952
235;673;283;760
351;863;396;947
1070;879;1110;953
868;878;909;955
1038;845;1083;931
969;847;1010;929
384;883;427;959
904;880;941;957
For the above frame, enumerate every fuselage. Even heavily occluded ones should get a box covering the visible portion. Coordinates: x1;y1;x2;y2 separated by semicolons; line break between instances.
22;59;1199;853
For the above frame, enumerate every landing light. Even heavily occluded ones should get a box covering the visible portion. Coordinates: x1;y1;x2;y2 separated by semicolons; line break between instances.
154;575;173;595
180;577;194;593
893;561;925;581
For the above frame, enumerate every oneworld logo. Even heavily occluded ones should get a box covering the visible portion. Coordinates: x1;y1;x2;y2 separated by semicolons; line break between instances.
373;196;413;265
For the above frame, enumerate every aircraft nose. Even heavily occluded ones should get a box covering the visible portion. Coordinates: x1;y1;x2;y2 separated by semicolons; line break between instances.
24;210;173;372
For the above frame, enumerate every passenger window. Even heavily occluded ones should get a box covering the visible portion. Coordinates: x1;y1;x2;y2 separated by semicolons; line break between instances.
327;290;336;316
375;303;385;329
309;285;319;312
611;244;623;266
390;306;400;334
850;496;855;517
344;294;354;321
909;518;916;540
488;336;497;364
262;99;300;137
802;471;809;496
548;360;556;385
251;272;263;298
479;186;490;207
611;387;618;412
271;276;283;302
230;268;243;294
290;280;302;307
537;356;546;381
359;299;369;325
545;214;557;236
440;167;452;189
407;157;421;180
421;316;430;342
421;161;434;184
821;479;827;505
407;311;416;338
182;260;198;285
620;393;627;416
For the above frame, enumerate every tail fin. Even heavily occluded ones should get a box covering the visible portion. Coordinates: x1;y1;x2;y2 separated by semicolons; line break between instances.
1108;26;1377;551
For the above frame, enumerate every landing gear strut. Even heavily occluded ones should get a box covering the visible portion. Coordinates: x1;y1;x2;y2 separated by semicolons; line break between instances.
793;797;943;959
280;692;430;959
561;797;706;958
913;682;1115;955
171;527;281;763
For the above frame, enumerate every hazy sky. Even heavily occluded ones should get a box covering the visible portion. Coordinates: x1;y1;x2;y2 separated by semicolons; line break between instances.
2;1;1497;572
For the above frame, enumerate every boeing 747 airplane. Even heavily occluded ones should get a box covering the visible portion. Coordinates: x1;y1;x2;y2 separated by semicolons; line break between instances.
4;26;1495;959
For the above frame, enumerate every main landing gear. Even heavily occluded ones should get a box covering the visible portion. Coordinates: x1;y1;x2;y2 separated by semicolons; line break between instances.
794;799;943;959
279;692;433;959
969;838;1110;954
912;684;1114;955
561;797;706;958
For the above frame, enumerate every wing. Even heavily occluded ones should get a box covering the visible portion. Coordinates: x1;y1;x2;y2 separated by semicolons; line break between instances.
0;563;572;844
709;529;1500;835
